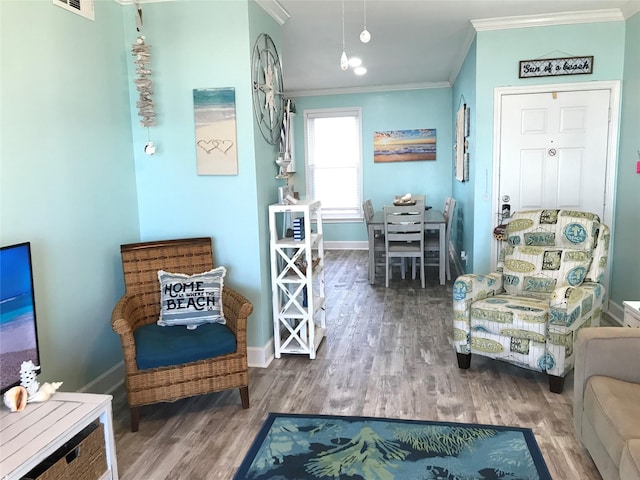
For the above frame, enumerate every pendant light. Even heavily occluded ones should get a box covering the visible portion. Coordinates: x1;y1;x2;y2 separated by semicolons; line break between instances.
360;0;371;43
340;0;348;70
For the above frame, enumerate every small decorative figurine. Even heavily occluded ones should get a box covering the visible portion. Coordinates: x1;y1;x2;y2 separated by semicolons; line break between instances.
2;361;64;412
19;360;41;397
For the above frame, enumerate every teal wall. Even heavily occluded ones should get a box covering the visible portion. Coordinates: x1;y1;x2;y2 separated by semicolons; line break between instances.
451;39;477;272
611;12;640;305
291;88;453;242
0;1;139;390
123;0;280;349
248;1;287;348
473;21;626;274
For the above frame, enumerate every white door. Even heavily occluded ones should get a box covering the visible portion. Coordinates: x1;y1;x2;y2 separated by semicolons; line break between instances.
499;89;610;219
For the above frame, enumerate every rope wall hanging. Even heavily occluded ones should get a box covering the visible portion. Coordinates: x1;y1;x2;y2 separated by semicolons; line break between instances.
132;37;156;128
132;2;156;153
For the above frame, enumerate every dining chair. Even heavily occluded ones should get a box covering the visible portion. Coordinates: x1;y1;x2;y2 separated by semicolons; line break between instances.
383;204;425;288
363;199;386;281
425;197;456;280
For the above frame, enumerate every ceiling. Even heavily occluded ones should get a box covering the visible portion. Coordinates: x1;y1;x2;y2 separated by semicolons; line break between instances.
264;0;640;96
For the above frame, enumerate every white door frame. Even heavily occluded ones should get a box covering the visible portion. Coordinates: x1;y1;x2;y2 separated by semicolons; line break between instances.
491;80;621;270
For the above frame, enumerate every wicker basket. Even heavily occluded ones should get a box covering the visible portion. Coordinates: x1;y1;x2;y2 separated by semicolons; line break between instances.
22;422;107;480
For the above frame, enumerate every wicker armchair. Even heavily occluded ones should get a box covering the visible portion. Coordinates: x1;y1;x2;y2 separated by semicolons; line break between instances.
111;237;253;432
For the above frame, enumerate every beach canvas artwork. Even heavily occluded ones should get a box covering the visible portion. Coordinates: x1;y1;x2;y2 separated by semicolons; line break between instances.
373;129;436;163
193;87;238;175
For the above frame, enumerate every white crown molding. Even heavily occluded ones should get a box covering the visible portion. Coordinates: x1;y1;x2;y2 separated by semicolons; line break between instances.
286;81;451;98
255;0;290;26
472;8;624;31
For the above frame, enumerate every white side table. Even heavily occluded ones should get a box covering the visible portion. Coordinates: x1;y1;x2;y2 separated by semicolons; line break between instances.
623;301;640;328
0;392;118;480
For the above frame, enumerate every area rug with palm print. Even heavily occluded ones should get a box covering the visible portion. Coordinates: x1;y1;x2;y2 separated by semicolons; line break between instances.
234;413;552;480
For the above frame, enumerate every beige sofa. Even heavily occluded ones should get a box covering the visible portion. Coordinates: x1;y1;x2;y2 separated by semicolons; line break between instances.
574;327;640;480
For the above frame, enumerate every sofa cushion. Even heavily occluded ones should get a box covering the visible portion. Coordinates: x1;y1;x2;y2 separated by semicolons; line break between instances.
470;294;548;340
468;294;551;370
134;322;237;370
620;439;640;480
584;376;640;469
505;209;601;251
502;246;592;297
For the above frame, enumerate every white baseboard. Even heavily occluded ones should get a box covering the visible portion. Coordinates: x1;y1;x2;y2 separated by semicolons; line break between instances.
79;361;124;396
606;300;624;325
248;339;274;368
324;240;367;250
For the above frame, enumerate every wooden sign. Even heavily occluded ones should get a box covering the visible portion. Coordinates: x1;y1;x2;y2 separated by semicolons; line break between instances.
519;56;593;78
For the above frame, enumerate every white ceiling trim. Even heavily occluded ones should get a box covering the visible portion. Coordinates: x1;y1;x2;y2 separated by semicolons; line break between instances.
472;8;624;31
286;81;451;99
256;0;290;26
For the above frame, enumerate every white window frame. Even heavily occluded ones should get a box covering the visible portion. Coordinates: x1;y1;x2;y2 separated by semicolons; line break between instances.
303;107;363;222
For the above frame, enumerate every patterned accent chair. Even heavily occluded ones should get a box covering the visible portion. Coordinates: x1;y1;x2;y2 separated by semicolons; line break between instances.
452;209;610;393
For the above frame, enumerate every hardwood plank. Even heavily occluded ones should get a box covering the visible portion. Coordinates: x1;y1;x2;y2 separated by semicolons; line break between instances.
111;250;602;479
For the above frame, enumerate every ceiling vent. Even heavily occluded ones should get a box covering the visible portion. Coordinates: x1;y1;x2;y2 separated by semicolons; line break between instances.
53;0;95;21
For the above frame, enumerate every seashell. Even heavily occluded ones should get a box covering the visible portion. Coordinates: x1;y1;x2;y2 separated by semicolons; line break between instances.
27;381;63;403
3;386;28;412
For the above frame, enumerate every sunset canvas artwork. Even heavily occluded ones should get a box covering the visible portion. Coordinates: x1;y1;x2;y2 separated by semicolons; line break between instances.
373;129;436;163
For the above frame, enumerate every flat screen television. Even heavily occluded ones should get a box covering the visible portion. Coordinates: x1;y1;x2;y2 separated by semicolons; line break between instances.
0;242;41;394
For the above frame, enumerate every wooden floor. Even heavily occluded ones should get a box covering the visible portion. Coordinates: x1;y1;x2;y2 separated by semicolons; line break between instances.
111;249;602;479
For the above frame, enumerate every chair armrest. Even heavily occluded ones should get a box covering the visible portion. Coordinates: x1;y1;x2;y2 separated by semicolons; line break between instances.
111;294;148;375
222;287;253;353
548;283;606;327
573;327;640;436
452;273;503;353
112;295;137;335
453;273;504;308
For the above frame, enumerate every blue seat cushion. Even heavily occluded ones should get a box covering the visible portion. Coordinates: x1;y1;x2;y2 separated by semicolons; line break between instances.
134;322;237;370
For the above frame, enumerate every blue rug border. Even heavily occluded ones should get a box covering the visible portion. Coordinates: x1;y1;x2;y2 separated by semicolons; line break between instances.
234;412;553;479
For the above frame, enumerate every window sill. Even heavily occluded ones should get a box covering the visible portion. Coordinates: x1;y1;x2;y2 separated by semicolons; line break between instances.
323;217;364;223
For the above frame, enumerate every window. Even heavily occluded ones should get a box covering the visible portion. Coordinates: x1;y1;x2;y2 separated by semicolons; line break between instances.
304;108;362;221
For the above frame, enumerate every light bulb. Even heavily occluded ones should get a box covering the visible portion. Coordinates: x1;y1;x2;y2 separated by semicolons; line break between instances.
348;57;362;68
340;51;349;71
354;66;367;75
360;28;371;43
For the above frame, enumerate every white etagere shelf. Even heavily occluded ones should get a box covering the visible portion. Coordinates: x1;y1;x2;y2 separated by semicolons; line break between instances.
269;199;326;359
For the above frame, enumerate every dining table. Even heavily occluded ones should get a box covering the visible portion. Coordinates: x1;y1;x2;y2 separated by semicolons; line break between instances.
367;208;447;286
